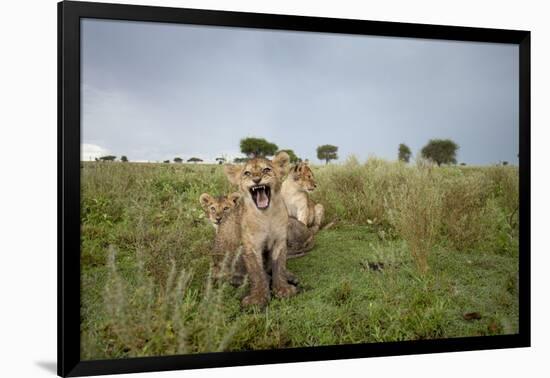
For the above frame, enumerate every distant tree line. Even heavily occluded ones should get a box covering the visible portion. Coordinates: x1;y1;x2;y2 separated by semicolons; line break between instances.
233;137;343;165
96;155;128;162
234;138;302;164
93;136;512;167
97;155;116;162
397;139;460;166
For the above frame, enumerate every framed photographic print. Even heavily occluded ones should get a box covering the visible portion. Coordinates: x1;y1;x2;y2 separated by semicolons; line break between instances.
58;0;530;376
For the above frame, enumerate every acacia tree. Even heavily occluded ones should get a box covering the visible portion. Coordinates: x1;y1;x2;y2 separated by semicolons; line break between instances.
187;157;203;164
398;143;412;163
99;155;116;162
420;139;459;166
173;157;183;163
316;145;338;164
240;137;278;158
215;157;226;165
121;155;128;162
278;149;299;164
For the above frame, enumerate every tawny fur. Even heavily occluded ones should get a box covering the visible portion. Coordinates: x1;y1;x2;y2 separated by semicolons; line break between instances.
220;151;297;307
211;199;248;286
281;162;324;233
211;214;309;287
199;192;241;232
200;192;315;258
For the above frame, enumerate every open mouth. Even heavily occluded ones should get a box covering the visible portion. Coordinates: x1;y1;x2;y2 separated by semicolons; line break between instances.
249;185;271;209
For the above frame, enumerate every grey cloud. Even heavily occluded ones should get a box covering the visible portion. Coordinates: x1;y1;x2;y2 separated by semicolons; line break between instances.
82;19;518;164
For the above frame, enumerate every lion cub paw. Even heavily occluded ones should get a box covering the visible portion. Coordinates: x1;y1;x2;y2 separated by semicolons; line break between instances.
273;283;297;299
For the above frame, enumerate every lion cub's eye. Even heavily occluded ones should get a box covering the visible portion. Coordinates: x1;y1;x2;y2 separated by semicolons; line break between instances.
243;171;251;177
223;207;230;212
210;207;216;212
262;167;271;174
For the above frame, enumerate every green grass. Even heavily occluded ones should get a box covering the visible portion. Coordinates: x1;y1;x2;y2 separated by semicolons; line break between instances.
80;160;519;359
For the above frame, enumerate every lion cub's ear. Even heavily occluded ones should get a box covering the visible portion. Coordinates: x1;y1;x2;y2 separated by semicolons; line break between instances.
272;151;290;176
224;164;242;185
199;193;213;209
228;192;241;206
290;164;300;178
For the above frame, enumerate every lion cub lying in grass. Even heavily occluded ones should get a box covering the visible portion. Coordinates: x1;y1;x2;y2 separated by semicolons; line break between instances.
211;151;297;307
281;161;324;232
200;192;315;259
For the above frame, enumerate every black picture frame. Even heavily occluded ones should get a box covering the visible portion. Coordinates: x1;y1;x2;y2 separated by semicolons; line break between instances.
58;1;531;376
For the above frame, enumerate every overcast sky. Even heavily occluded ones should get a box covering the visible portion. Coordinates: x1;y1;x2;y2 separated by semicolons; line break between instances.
81;19;518;165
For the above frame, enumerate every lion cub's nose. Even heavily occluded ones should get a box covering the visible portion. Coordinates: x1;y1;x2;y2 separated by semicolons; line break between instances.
252;177;261;184
216;217;222;223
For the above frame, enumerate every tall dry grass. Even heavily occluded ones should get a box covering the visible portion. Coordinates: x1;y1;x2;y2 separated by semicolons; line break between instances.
385;160;443;273
312;158;519;271
312;156;408;227
81;163;232;283
83;245;242;359
439;171;491;251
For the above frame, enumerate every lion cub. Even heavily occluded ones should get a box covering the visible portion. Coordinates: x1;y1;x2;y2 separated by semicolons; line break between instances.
200;191;315;258
199;192;241;232
221;151;297;307
281;161;324;232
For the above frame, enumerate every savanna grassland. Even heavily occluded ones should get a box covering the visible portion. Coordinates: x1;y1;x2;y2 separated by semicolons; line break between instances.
80;158;519;360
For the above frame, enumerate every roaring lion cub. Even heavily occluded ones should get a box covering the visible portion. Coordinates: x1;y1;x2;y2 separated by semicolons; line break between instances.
221;151;297;307
199;191;313;287
281;161;324;232
200;191;315;258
